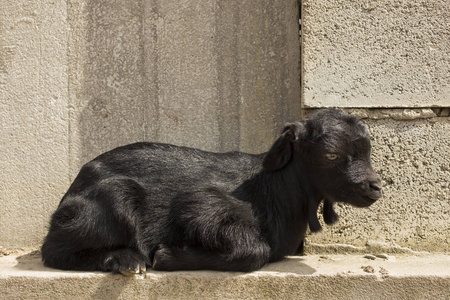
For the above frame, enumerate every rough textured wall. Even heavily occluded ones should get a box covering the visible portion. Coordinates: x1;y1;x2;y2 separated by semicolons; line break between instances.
0;0;301;248
306;113;450;252
67;0;148;179
68;0;301;178
300;0;450;252
1;0;448;254
0;1;69;247
302;0;450;107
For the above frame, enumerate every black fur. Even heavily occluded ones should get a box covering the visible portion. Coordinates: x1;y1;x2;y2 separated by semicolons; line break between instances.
41;109;382;274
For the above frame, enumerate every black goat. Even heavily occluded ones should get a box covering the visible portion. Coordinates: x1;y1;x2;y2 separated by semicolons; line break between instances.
41;109;382;274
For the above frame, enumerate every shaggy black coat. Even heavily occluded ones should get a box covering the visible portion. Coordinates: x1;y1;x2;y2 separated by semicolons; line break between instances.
41;109;382;274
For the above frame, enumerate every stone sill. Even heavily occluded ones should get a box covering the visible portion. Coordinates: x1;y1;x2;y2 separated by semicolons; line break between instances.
302;108;450;120
1;252;449;299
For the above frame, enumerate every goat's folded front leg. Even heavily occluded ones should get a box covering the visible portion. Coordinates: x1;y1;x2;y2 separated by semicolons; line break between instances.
152;243;269;272
155;188;271;272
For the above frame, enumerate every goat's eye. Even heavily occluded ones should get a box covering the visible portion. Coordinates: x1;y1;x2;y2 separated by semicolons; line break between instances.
325;153;340;161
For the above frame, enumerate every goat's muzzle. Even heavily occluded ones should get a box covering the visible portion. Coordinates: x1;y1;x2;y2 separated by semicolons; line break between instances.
363;176;382;204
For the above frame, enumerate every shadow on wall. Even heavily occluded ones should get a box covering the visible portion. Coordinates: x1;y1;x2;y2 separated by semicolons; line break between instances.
76;0;301;168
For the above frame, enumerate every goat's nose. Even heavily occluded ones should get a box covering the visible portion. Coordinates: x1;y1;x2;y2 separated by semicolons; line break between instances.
366;176;382;200
369;179;382;192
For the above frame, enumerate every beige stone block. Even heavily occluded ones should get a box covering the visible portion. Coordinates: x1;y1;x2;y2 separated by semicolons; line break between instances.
144;0;302;153
68;0;147;176
234;0;302;153
0;1;69;247
309;117;450;252
146;0;222;151
1;252;450;299
302;0;450;107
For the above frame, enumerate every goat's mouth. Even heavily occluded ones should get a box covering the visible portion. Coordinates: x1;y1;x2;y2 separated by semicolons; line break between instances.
357;195;379;207
350;181;382;207
324;185;382;208
332;189;381;208
365;186;382;200
353;190;382;207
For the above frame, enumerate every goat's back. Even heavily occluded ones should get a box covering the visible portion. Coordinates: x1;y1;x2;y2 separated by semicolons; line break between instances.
67;142;262;202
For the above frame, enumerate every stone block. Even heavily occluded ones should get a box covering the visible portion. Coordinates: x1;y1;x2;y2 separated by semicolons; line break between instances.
0;0;69;247
1;252;449;299
1;0;301;248
308;117;450;252
302;0;450;107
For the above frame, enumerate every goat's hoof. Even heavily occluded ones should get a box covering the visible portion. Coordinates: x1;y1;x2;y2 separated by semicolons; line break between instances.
103;249;148;275
119;263;147;276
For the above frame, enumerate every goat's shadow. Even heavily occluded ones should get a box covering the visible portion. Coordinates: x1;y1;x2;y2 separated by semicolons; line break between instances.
15;251;316;275
14;252;316;299
14;251;46;272
14;251;134;300
259;257;316;275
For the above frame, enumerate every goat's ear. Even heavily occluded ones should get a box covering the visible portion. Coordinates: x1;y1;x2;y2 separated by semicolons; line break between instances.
262;122;305;171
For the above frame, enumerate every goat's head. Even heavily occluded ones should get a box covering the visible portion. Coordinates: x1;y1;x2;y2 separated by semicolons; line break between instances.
263;109;382;208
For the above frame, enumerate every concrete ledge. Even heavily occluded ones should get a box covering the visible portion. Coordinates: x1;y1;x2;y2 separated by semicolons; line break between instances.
1;252;449;299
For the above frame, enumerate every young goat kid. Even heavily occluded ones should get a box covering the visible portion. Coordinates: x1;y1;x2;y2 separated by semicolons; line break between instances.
42;109;382;274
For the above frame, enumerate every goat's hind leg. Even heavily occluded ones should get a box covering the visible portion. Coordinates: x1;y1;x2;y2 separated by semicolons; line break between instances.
42;177;149;275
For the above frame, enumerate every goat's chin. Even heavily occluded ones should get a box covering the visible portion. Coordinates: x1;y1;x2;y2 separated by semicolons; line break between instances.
347;196;379;208
352;198;375;207
326;194;378;208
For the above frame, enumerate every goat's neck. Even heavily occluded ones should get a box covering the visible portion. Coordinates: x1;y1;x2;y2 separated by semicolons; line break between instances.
297;162;324;232
239;160;317;256
246;160;313;223
242;158;324;232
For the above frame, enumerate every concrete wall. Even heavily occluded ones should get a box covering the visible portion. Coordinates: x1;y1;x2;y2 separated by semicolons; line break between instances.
304;110;449;253
300;0;449;252
1;0;449;254
1;0;70;248
68;0;301;176
302;0;450;108
1;0;301;248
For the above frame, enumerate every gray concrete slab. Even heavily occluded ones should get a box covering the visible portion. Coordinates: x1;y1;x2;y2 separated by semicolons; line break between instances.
1;252;449;299
1;0;301;248
302;0;450;108
0;0;70;248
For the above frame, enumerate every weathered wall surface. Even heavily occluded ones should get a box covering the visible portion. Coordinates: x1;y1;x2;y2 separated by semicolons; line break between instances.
300;0;449;252
1;0;448;254
305;112;449;252
68;0;301;178
302;0;450;108
0;0;69;247
1;0;301;248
